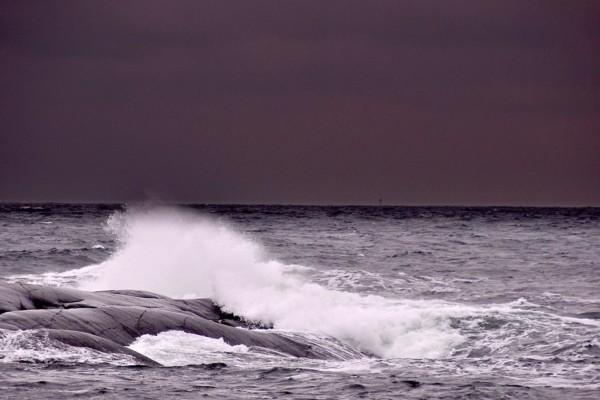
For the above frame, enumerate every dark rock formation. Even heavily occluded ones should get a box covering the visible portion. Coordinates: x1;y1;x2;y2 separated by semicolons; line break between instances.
0;281;322;365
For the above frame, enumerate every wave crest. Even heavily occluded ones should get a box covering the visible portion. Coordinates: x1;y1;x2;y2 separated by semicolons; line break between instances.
66;207;465;358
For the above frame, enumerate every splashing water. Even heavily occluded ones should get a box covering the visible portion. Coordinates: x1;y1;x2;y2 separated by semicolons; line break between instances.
129;331;250;367
66;206;466;359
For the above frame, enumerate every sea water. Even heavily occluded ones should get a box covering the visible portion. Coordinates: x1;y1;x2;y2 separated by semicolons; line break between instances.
1;204;599;399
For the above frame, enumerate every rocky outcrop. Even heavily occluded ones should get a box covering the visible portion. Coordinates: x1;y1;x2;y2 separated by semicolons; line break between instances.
0;281;322;365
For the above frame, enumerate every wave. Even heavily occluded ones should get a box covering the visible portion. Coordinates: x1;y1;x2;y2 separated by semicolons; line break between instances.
0;329;136;365
128;330;368;368
129;331;250;367
50;206;465;359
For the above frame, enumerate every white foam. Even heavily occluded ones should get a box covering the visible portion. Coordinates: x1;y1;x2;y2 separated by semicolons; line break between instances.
66;206;466;359
7;264;101;287
129;330;376;369
129;331;249;366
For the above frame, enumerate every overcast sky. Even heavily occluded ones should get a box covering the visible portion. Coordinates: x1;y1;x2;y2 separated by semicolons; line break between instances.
1;1;599;205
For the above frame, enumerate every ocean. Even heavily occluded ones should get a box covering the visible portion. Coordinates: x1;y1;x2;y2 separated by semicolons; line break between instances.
1;203;599;399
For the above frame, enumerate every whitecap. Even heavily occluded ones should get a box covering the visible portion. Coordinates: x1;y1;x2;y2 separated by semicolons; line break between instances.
66;206;467;359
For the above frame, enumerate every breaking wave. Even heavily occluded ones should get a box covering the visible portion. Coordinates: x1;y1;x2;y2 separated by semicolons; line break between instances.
129;331;250;367
65;206;465;359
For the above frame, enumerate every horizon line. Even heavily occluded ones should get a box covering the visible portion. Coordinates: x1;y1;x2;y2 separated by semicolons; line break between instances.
1;200;599;209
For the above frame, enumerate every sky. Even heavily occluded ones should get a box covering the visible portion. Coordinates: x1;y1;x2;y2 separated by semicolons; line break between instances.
1;1;599;206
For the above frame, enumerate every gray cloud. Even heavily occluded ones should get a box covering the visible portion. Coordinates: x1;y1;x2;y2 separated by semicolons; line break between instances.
1;1;599;205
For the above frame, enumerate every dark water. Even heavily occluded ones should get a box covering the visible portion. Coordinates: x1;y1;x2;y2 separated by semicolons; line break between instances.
1;204;599;399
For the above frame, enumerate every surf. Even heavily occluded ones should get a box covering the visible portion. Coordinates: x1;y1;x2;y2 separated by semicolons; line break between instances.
49;206;464;359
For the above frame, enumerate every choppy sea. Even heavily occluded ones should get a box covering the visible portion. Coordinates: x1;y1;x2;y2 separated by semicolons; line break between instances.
1;203;599;399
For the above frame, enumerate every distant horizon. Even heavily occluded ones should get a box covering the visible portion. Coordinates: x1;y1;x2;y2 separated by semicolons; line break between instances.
2;199;599;209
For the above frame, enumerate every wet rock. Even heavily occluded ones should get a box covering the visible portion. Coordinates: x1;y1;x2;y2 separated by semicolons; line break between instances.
0;281;323;361
201;362;227;370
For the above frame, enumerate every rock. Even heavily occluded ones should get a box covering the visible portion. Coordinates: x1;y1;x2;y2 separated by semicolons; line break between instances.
0;281;324;362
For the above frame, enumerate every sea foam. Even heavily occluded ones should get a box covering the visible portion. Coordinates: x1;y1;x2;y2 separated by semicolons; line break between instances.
129;331;249;366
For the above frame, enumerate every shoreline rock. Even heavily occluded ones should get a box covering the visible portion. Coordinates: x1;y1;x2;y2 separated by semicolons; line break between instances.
0;281;323;365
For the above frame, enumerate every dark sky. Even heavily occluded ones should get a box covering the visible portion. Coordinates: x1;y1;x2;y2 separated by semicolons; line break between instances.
1;1;599;205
